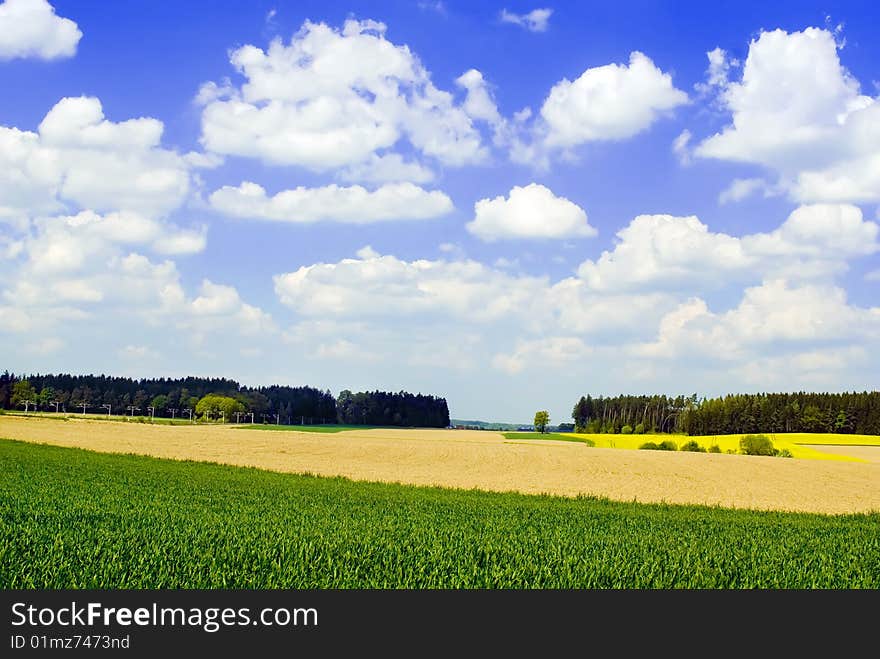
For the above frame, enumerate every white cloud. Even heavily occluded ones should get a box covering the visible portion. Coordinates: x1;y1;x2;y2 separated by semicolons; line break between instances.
695;47;738;97
499;8;553;33
577;214;749;291
0;97;192;220
467;183;595;241
0;0;81;60
336;153;434;184
492;336;590;374
694;27;880;203
210;181;453;224
199;18;489;170
718;178;774;204
189;280;275;335
636;279;880;361
672;129;692;165
456;69;501;124
15;211;203;284
538;52;688;149
577;204;879;292
274;247;547;320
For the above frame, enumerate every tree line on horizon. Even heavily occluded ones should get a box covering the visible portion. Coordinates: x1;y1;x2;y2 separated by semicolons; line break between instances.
0;371;449;428
572;391;880;436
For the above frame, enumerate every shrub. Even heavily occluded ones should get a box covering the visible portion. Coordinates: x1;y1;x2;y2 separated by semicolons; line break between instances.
739;434;778;456
639;440;678;451
778;449;793;458
680;440;706;452
708;444;721;453
621;425;633;435
634;423;645;434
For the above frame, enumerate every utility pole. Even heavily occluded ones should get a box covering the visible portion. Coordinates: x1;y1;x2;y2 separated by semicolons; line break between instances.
101;404;111;417
50;400;61;414
183;408;192;422
21;399;33;414
169;408;178;420
235;411;243;423
147;406;155;420
275;413;280;425
127;405;138;417
248;412;254;424
220;411;225;424
78;401;87;416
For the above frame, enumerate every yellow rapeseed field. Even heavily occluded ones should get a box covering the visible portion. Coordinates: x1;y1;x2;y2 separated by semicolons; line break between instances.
571;432;880;460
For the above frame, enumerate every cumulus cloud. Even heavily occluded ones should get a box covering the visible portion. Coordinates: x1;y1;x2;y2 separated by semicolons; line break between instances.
467;183;595;241
198;18;491;173
577;204;879;291
499;8;553;32
19;211;204;279
636;279;880;361
273;247;548;320
694;27;880;203
538;52;688;149
209;181;453;224
0;96;192;220
0;0;81;60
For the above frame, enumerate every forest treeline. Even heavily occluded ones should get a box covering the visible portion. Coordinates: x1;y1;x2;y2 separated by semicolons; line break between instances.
572;391;880;435
0;371;449;428
337;389;450;428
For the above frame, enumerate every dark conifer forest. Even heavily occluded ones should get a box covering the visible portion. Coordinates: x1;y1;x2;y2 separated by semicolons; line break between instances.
571;392;880;435
0;371;450;428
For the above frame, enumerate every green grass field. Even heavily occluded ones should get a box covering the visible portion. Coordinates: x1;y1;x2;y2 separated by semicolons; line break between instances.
503;432;595;445
569;432;880;461
2;439;877;589
233;424;386;433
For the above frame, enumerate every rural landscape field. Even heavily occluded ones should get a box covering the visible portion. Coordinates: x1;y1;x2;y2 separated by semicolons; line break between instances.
2;0;880;601
2;414;879;589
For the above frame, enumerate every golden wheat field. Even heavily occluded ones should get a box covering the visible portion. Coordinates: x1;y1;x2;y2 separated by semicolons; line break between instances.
2;415;879;515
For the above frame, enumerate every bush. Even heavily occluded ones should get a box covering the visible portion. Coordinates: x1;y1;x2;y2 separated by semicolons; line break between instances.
708;444;721;453
621;425;633;435
778;449;793;458
634;423;645;434
639;440;678;451
680;440;706;452
739;434;778;456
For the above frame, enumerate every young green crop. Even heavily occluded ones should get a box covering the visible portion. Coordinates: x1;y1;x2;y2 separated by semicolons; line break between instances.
1;439;877;589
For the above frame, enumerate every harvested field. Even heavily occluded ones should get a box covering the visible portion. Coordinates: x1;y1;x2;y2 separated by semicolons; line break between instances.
1;416;878;515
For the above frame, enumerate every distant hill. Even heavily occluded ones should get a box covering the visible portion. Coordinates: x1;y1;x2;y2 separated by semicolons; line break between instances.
451;419;529;431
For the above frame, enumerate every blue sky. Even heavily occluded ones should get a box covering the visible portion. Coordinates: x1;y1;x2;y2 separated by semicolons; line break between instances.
1;0;878;424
